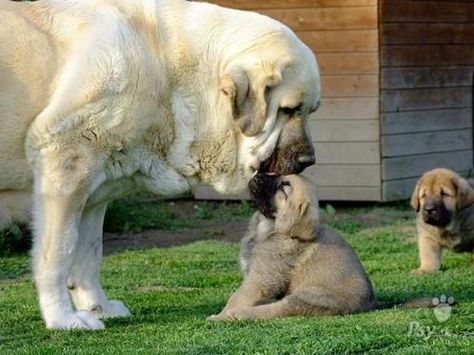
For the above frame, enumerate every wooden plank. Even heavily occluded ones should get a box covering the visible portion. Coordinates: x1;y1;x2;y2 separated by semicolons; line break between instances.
322;75;379;98
311;98;379;120
382;23;474;45
209;1;377;10
194;184;382;201
381;87;472;112
382;108;472;135
383;177;419;201
381;67;474;90
382;130;472;158
382;150;473;180
381;45;474;67
382;1;474;23
316;186;381;201
303;165;381;186
297;30;378;53
314;142;380;164
259;7;377;31
318;53;378;75
310;120;379;142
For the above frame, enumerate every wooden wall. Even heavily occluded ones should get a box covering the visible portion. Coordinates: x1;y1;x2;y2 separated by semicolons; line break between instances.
380;0;474;200
195;0;382;201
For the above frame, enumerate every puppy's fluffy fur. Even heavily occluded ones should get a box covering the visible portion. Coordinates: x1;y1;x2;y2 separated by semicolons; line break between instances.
208;175;375;321
411;168;474;273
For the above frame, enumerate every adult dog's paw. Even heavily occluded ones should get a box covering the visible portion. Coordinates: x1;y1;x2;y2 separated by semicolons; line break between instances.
46;310;105;330
91;300;131;319
411;267;437;275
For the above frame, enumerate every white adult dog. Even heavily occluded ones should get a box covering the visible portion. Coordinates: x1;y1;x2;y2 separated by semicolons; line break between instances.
0;0;320;329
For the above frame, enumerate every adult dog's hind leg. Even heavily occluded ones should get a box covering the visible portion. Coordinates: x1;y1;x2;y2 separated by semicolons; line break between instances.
31;147;105;330
68;203;130;319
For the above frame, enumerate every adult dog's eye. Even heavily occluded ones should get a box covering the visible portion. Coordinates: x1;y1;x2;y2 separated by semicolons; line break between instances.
280;103;302;117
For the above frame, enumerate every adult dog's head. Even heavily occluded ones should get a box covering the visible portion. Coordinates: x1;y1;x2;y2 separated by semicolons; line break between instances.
411;168;474;227
249;173;319;238
177;3;320;193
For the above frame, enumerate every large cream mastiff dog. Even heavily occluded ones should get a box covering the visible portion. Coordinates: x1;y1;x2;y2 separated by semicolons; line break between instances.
0;0;320;329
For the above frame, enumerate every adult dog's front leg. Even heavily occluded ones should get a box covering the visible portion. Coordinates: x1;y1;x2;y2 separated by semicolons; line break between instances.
31;147;105;330
68;203;130;319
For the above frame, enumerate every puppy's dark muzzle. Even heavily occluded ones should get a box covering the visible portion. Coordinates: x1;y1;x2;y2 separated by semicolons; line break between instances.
422;202;451;227
248;173;279;218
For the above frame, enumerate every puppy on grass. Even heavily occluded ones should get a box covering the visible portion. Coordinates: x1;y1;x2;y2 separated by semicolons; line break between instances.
411;168;474;273
207;174;376;321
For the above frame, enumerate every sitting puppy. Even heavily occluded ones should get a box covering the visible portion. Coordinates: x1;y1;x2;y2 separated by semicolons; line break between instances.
207;174;376;321
411;168;474;273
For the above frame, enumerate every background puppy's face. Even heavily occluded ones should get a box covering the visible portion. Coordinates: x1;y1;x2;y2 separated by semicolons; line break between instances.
411;169;473;227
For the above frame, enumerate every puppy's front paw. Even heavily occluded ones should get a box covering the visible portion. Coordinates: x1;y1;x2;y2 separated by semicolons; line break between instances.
206;312;229;321
46;310;105;330
226;307;254;320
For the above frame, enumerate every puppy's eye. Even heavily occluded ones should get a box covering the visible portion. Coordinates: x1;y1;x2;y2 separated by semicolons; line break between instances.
441;190;453;197
278;181;290;189
277;181;291;197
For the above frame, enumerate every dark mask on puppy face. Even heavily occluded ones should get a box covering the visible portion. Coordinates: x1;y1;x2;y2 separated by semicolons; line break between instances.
248;173;279;218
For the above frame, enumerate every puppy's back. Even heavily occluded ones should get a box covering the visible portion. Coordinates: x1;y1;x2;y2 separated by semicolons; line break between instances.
289;225;375;312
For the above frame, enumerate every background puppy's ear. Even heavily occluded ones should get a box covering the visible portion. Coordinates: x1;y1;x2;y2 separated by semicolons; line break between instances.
221;67;280;137
410;181;421;212
454;176;474;209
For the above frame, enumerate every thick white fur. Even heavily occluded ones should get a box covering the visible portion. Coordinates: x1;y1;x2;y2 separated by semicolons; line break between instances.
0;0;320;329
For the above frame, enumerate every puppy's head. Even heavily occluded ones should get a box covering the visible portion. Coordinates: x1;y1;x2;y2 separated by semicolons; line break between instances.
249;174;318;238
411;168;474;227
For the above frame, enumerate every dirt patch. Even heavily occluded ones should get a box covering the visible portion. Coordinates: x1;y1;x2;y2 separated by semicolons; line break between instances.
104;221;247;255
103;201;414;255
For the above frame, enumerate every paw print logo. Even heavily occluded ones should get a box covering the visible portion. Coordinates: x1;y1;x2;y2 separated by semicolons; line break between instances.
432;295;455;323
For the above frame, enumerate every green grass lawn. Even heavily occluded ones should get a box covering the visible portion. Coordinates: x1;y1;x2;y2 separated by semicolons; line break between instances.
0;201;473;354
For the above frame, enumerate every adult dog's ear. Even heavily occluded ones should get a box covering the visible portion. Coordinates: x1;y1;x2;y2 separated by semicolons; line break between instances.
454;176;474;209
410;181;421;212
221;67;280;136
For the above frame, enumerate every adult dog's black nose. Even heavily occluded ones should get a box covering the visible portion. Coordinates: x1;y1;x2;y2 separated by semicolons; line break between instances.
295;154;316;174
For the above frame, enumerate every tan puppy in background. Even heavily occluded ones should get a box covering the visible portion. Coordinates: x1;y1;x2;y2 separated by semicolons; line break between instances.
411;168;474;273
208;174;376;321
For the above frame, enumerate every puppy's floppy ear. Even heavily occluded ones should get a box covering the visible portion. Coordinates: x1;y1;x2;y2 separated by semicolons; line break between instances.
454;175;474;209
221;66;280;137
299;201;309;216
410;181;421;212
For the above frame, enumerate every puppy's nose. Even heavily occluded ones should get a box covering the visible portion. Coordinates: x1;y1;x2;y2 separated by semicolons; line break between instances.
423;204;438;216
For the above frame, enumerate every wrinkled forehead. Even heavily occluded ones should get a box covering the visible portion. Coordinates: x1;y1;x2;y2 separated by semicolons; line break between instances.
278;46;321;109
420;174;456;195
281;175;315;201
